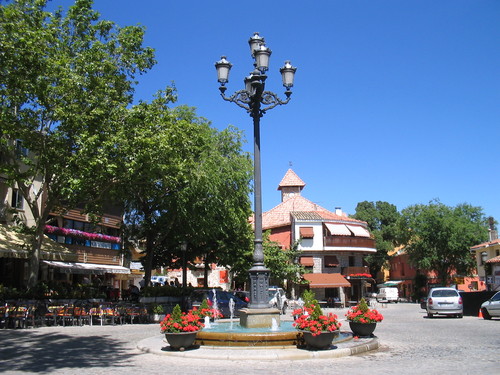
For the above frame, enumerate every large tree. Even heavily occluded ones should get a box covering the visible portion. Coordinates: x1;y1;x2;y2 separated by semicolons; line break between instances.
0;0;155;286
352;201;401;279
116;88;253;287
398;200;488;286
263;231;304;289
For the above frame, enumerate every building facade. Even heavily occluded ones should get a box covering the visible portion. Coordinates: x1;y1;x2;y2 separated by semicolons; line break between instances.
262;169;377;305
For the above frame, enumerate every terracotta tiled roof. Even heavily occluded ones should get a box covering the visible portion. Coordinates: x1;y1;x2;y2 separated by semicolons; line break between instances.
262;195;364;229
470;238;500;250
277;169;305;190
486;255;500;264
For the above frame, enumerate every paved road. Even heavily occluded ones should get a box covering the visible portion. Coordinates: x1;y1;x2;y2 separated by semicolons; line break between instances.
0;303;498;374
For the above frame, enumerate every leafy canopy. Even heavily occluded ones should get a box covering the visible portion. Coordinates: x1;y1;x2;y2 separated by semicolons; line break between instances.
398;200;488;285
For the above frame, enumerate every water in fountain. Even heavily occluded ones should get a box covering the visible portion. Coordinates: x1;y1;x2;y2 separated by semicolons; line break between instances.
271;318;279;331
204;315;211;329
211;288;218;321
229;298;235;329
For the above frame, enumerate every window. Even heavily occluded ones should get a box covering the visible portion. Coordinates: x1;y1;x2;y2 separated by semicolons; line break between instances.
11;189;23;209
480;252;488;266
15;140;28;158
348;256;355;267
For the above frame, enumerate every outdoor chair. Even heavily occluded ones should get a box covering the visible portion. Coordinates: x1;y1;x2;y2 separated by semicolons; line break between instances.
73;303;92;326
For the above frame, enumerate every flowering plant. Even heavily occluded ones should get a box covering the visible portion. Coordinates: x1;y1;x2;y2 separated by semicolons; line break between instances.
192;299;222;319
44;225;121;244
160;304;204;333
345;298;384;324
348;273;372;278
293;292;341;337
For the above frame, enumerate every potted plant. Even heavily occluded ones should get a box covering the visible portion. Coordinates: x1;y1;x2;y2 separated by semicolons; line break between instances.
193;299;222;322
151;304;165;323
160;304;204;351
293;292;341;350
345;298;384;337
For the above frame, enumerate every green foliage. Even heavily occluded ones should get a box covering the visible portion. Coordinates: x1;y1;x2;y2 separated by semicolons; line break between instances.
117;88;253;285
0;0;155;286
301;289;319;308
398;200;488;286
199;298;210;311
352;201;401;277
263;231;304;285
357;297;369;314
171;304;182;321
151;304;164;314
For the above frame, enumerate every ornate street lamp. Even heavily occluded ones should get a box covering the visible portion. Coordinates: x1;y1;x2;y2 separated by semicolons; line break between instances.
215;33;296;310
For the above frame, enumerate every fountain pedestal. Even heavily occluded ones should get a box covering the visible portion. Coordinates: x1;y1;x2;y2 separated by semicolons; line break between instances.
239;307;281;328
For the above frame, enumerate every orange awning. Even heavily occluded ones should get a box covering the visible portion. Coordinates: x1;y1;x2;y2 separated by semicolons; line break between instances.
324;255;339;267
300;256;314;266
299;227;314;238
303;273;351;288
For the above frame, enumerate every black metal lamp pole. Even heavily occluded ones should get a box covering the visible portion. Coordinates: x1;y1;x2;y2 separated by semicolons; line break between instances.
215;33;296;309
180;241;188;311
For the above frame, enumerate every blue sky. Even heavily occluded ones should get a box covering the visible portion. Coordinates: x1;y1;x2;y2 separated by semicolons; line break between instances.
50;1;500;224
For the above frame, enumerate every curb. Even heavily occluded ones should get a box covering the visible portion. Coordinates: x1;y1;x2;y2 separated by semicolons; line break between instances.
137;334;379;361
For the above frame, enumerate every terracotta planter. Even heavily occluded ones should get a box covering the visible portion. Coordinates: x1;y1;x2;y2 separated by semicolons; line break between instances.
349;321;377;337
300;330;338;350
164;331;198;351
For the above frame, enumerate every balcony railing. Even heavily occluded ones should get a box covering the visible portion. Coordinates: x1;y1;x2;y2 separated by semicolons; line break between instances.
324;236;375;249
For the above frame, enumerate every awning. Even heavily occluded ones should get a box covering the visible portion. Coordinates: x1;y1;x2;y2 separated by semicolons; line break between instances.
299;256;314;266
324;223;351;236
324;255;339;267
0;225;77;261
299;227;314;238
42;260;130;275
346;225;371;238
303;273;351;288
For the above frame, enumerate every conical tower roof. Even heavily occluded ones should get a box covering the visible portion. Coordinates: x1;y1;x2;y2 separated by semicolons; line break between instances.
277;169;306;190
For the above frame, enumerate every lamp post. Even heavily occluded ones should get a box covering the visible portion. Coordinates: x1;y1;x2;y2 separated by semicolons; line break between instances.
180;241;188;311
215;33;296;310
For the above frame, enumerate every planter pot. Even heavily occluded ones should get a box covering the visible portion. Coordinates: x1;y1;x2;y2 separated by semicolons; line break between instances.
152;314;165;323
164;332;198;351
349;322;377;337
300;330;338;350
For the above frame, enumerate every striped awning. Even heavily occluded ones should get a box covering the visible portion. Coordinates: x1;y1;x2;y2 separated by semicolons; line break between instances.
0;225;77;261
42;260;130;275
346;225;371;238
324;223;351;236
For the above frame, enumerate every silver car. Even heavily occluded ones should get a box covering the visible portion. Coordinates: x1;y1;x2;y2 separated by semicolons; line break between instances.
481;291;500;320
426;287;463;318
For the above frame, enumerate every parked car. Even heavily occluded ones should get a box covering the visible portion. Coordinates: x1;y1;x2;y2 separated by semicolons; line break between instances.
268;286;288;314
189;289;247;318
426;287;463;318
420;297;428;310
234;291;250;303
480;291;500;320
376;287;399;303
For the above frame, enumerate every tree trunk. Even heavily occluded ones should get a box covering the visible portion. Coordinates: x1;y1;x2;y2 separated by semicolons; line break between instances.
27;226;44;288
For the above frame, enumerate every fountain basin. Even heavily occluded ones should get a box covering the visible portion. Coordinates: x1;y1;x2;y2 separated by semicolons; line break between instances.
195;322;351;347
196;330;299;347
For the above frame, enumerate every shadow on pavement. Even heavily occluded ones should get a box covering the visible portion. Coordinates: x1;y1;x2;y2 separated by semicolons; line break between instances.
0;329;140;373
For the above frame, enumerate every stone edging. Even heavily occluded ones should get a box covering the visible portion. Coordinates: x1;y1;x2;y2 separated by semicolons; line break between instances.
137;334;379;361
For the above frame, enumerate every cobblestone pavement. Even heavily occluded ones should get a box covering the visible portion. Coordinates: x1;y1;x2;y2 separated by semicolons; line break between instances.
0;303;498;374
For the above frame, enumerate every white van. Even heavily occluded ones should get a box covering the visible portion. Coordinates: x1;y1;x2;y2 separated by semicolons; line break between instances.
376;287;399;303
